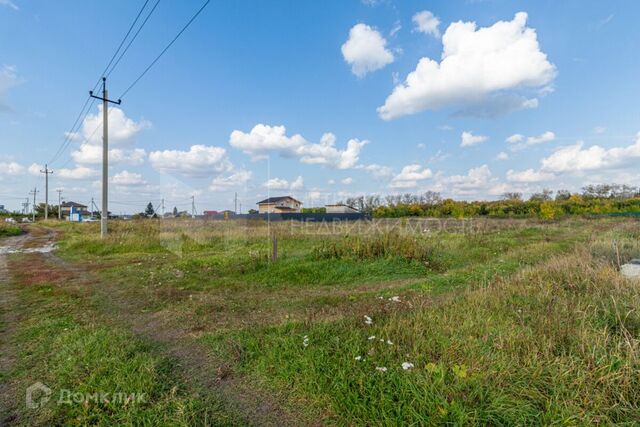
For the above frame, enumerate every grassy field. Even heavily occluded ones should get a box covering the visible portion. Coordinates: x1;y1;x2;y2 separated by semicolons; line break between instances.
2;217;640;425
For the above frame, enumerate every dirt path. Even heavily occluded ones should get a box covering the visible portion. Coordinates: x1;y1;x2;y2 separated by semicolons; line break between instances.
0;231;34;425
3;229;315;426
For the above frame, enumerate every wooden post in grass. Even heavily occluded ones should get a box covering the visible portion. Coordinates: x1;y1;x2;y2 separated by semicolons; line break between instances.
271;232;278;262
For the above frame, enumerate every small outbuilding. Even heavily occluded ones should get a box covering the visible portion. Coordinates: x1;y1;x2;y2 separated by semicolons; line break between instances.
60;201;90;217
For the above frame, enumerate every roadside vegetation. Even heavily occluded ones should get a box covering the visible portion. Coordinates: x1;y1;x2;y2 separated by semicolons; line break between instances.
0;222;22;238
2;217;639;424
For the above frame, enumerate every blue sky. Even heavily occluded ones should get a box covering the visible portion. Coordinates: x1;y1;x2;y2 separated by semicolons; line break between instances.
1;0;639;213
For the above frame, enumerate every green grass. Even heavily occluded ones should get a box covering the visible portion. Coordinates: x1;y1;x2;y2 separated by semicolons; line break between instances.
0;223;22;237
203;241;640;424
3;275;239;426
5;217;640;425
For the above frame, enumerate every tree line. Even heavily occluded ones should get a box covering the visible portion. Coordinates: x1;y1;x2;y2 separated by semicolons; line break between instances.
341;184;640;219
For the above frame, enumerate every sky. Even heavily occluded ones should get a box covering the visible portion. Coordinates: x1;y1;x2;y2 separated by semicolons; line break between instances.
1;0;640;214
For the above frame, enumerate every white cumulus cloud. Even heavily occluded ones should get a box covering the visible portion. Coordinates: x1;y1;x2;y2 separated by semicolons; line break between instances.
507;131;555;151
378;12;556;120
0;161;25;175
526;131;555;145
389;164;433;189
263;175;304;191
341;23;394;77
111;170;146;185
541;134;640;173
58;166;98;180
412;10;440;37
461;131;488;147
361;163;393;179
506;134;524;144
506;168;554;183
149;145;232;177
230;125;368;170
209;169;252;191
72;145;146;166
69;106;149;166
68;105;149;147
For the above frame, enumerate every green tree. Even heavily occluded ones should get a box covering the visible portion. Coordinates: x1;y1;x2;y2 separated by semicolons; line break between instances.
145;202;155;218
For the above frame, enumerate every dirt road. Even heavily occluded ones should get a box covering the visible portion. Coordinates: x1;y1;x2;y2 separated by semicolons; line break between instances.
0;227;311;426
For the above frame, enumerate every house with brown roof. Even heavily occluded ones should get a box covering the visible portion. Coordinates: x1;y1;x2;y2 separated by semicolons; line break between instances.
256;196;302;213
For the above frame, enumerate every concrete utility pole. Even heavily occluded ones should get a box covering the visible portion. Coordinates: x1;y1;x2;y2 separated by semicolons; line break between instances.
22;198;29;215
90;77;121;238
29;187;38;222
40;164;53;220
160;198;165;217
191;196;196;218
57;189;63;220
234;192;238;214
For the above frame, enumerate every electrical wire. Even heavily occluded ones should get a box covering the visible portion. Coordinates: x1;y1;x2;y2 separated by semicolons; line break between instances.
119;0;211;99
105;0;161;80
97;0;152;87
49;0;153;167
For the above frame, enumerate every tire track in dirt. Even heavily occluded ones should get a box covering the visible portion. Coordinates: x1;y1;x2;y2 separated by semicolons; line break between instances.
10;228;317;426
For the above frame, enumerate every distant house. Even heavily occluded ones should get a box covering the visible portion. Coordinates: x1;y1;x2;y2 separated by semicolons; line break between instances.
325;203;359;214
257;196;302;213
60;201;90;217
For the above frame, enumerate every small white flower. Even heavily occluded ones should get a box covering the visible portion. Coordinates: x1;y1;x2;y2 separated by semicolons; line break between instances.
364;315;373;325
375;366;387;372
303;335;309;347
377;296;384;300
386;340;393;345
389;296;401;302
355;356;362;361
368;335;376;340
401;362;414;370
379;338;384;342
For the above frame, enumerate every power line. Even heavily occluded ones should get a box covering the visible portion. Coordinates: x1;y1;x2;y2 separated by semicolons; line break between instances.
105;0;161;80
48;96;94;165
119;0;211;99
57;105;115;169
49;0;154;167
98;0;152;85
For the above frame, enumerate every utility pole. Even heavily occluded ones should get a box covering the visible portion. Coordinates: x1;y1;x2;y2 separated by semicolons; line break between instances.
160;198;165;217
191;195;196;218
57;189;63;220
29;187;38;222
22;198;29;215
40;164;53;220
234;192;238;214
90;77;121;238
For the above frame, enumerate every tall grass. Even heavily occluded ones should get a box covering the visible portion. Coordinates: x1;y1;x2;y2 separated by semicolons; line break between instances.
0;222;22;237
212;228;640;424
313;232;447;271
